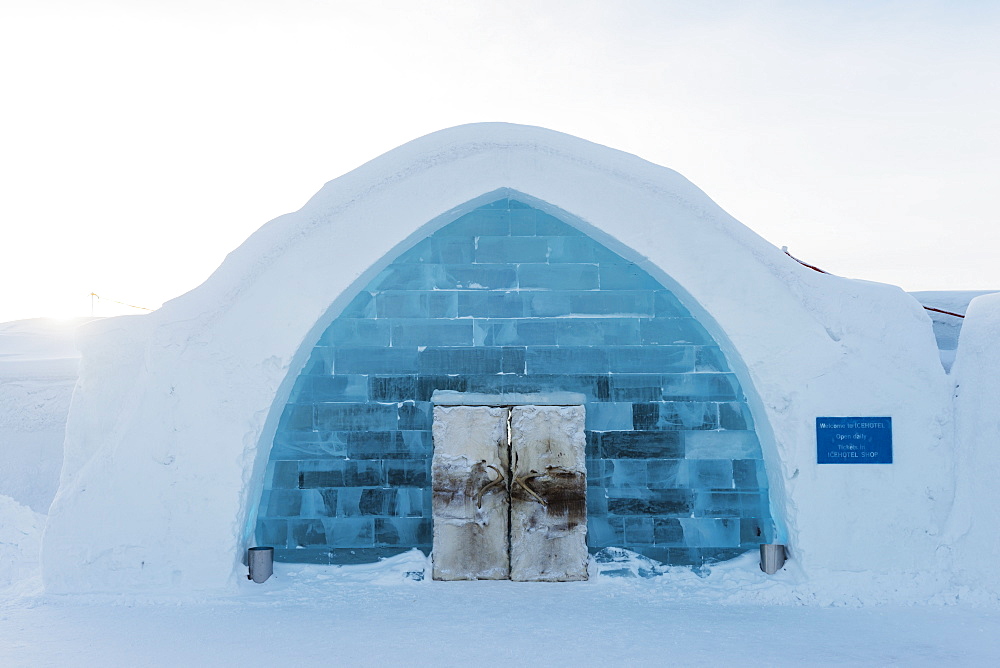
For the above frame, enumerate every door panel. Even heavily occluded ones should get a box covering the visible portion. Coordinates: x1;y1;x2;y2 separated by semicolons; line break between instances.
509;405;588;582
431;406;510;580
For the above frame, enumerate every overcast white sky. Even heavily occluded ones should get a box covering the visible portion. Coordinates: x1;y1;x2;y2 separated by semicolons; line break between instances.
1;0;998;321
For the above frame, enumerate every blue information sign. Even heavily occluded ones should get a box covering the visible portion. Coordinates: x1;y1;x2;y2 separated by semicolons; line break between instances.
816;417;892;464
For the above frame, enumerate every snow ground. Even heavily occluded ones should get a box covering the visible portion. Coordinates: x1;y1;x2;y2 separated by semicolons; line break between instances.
2;552;999;667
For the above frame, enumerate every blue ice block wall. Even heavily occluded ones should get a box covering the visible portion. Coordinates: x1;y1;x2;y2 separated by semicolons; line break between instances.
256;192;774;566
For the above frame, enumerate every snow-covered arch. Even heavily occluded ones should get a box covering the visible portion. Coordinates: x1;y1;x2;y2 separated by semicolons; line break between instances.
42;123;951;594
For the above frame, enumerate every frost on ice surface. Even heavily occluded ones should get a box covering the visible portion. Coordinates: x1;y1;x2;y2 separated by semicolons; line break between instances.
431;406;510;580
508;405;588;582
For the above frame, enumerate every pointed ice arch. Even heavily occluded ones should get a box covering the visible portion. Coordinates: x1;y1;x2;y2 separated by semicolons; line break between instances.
255;191;778;568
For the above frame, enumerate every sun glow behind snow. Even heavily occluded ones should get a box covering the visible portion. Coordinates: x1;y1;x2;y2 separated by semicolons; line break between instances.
1;1;999;323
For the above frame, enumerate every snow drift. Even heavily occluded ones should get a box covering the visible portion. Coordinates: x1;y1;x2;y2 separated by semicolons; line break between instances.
0;318;88;513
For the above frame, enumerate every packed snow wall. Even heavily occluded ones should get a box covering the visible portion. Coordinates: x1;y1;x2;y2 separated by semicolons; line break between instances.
42;123;954;594
256;194;773;567
946;292;1000;597
0;318;86;514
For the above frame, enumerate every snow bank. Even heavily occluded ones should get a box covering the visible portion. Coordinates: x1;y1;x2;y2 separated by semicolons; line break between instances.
946;292;1000;598
0;493;44;588
41;123;957;599
229;548;968;607
0;318;88;513
910;290;997;371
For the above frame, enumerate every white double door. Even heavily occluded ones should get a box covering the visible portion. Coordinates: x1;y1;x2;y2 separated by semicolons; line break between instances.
431;405;588;581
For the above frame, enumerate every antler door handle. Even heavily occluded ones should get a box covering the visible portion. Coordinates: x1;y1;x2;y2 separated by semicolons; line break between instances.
475;464;507;509
513;472;547;506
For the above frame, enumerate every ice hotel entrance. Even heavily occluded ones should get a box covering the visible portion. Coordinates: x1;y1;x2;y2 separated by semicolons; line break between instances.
42;124;965;595
254;192;775;576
